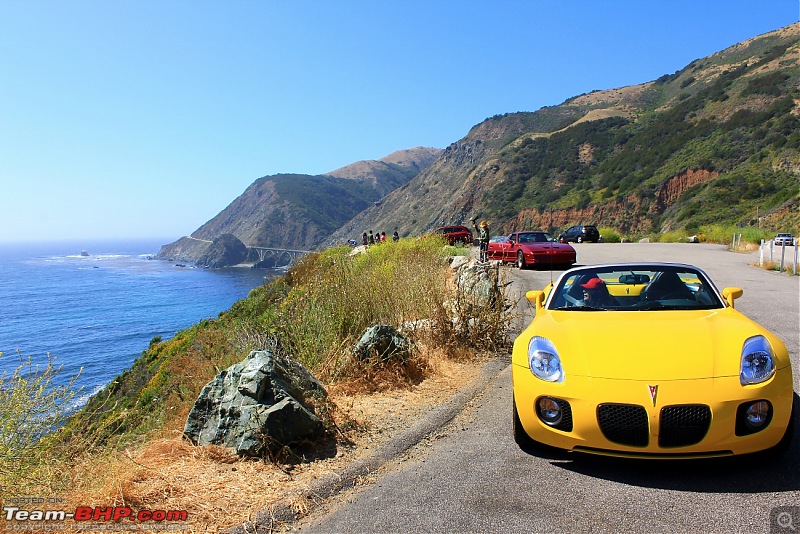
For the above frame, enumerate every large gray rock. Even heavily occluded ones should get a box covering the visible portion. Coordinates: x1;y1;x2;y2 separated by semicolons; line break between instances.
183;349;327;457
453;262;500;309
352;325;412;363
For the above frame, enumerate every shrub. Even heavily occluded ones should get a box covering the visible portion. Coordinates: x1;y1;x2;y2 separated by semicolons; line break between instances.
265;238;506;380
697;224;772;246
657;230;691;243
0;353;82;494
597;227;621;243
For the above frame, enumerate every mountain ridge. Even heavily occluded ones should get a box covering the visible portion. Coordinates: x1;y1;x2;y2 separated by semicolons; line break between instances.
327;22;800;244
162;23;800;265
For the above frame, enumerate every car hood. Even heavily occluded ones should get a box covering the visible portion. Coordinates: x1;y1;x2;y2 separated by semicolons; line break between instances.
526;309;776;381
520;243;573;251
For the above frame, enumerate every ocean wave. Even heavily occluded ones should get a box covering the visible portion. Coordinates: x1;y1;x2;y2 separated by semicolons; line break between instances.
67;383;106;412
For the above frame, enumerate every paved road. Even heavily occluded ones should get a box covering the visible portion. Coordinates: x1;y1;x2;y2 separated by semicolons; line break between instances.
299;243;799;533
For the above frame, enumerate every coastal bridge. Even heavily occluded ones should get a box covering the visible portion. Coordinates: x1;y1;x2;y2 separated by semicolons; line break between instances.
247;246;311;266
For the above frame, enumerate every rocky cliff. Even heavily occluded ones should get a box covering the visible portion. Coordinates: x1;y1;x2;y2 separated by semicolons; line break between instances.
156;147;441;265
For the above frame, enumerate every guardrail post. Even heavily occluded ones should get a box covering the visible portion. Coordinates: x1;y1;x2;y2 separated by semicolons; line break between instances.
779;242;786;272
794;241;798;276
759;239;764;267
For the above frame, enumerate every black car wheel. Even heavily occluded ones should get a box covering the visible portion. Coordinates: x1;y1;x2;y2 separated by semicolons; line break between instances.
576;236;583;243
517;251;526;269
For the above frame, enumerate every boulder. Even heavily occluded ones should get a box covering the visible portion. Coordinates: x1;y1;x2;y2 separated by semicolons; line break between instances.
453;261;499;309
449;255;471;271
352;325;412;363
183;349;327;457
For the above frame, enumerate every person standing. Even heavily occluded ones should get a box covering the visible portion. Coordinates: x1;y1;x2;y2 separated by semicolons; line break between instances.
472;219;489;262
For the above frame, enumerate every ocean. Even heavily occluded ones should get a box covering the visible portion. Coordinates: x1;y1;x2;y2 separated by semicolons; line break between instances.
0;239;276;404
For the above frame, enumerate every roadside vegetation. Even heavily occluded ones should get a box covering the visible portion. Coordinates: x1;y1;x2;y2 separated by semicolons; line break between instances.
596;223;790;248
2;238;512;502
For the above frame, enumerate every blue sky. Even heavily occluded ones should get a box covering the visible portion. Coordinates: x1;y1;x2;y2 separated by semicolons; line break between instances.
2;1;798;243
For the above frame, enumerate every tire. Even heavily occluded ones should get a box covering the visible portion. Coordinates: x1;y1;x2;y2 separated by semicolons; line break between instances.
577;236;583;243
517;251;526;269
513;395;536;448
769;395;797;456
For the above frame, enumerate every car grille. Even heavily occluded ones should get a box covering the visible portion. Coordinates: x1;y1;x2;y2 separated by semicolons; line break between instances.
552;399;574;432
658;405;712;447
596;403;713;449
597;404;649;447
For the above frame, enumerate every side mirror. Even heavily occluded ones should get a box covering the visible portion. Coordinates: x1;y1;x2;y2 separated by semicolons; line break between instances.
526;290;545;311
722;287;743;308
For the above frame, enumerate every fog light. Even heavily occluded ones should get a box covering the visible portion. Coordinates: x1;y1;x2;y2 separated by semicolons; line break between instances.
745;401;770;428
537;397;563;426
736;399;773;436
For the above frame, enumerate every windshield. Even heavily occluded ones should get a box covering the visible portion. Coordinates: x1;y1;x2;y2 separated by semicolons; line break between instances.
517;232;557;244
547;265;724;311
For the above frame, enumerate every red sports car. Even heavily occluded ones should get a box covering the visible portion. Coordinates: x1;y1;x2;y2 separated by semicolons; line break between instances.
488;231;576;269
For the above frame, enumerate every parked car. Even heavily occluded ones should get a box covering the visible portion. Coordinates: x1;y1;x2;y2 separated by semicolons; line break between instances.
774;233;795;246
487;231;576;269
489;235;510;245
434;225;473;245
558;225;600;243
512;263;795;458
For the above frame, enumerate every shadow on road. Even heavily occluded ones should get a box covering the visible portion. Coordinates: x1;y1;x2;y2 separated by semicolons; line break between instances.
523;393;800;493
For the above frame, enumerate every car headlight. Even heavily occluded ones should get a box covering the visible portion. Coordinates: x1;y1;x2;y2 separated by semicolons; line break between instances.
528;336;564;382
740;335;775;385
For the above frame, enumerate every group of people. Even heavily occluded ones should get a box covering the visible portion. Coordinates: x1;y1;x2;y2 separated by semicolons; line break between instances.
361;230;400;246
353;219;490;260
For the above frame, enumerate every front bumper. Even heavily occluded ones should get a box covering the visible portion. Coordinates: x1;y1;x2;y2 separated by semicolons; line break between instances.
512;363;794;458
525;251;576;265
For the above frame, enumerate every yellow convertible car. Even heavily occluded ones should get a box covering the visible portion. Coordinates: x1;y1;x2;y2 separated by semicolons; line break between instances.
512;263;795;458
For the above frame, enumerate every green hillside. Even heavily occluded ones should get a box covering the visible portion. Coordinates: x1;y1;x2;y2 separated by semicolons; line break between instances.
483;31;800;236
328;24;800;244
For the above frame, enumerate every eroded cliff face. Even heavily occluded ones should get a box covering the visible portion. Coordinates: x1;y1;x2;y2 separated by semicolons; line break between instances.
651;169;718;214
506;168;718;235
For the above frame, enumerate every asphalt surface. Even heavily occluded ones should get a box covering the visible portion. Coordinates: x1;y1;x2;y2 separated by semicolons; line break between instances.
295;243;799;534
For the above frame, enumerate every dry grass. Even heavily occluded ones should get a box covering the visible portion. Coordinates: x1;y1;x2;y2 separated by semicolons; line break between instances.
59;347;485;532
8;244;511;533
758;259;799;275
731;242;761;253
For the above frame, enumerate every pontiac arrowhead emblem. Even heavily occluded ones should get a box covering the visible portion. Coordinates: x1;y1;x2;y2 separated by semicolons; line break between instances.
648;385;658;406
